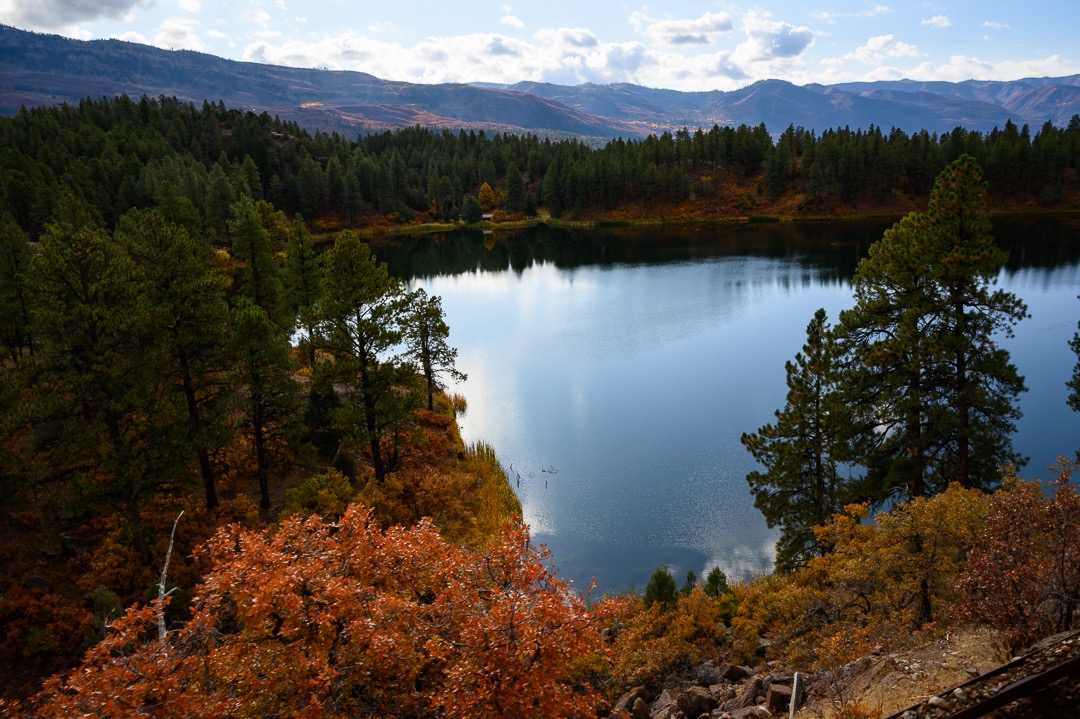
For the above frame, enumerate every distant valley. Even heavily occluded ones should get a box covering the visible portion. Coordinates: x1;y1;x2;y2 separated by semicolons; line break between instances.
2;24;1079;141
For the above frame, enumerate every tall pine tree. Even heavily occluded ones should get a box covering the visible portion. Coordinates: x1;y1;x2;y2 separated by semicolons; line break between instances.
838;155;1027;500
741;309;851;571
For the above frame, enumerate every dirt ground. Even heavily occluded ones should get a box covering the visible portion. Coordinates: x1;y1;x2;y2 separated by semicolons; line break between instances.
795;626;1012;718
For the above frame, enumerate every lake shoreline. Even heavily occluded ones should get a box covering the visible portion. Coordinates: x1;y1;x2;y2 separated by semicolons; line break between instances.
355;208;1080;243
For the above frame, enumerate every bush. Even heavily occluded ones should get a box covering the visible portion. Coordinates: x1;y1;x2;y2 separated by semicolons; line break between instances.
283;469;354;518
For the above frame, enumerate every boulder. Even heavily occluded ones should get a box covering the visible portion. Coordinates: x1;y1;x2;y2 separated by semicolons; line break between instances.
677;686;718;718
764;684;792;715
727;707;773;719
733;676;765;709
650;688;680;719
614;686;649;715
709;684;736;704
632;697;650;719
717;663;753;682
693;662;724;687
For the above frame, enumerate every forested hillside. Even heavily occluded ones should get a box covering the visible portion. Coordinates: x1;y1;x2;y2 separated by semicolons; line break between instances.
3;96;1080;246
2;96;1080;716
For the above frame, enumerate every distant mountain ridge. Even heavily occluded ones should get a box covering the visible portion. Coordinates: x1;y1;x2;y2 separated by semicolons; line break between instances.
2;24;1079;141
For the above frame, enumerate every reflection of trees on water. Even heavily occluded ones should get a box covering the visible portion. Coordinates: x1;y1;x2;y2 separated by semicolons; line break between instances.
377;222;891;283
378;216;1080;287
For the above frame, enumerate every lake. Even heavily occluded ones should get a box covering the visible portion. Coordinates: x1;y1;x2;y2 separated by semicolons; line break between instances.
379;216;1080;593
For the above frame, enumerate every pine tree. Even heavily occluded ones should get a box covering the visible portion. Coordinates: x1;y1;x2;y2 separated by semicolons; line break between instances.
404;289;466;412
228;195;285;327
283;214;322;365
230;296;303;509
742;309;851;571
26;194;160;510
116;204;233;510
838;155;1027;500
315;232;420;482
0;213;34;363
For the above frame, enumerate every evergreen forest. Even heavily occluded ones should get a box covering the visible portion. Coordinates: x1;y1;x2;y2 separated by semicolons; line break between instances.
1;95;1080;717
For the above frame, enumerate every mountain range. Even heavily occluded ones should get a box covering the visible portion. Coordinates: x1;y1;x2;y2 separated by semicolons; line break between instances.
3;24;1079;142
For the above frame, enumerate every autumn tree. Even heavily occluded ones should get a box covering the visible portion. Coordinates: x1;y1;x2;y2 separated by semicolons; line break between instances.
838;155;1027;501
742;308;852;571
478;181;497;212
404;289;466;412
21;506;615;719
315;231;420;482
955;464;1080;647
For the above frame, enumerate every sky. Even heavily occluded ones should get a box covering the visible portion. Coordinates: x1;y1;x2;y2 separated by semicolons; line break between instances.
1;0;1078;92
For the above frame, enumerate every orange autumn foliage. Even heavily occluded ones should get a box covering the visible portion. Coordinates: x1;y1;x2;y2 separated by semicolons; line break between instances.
18;505;613;719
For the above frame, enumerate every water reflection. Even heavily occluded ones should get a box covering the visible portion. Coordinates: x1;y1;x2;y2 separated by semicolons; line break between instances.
379;218;1080;593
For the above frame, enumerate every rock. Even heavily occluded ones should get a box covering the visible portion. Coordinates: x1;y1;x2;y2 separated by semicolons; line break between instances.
650;689;679;719
735;677;765;709
764;684;791;715
727;707;773;719
632;697;650;719
693;662;724;687
677;686;718;718
766;670;794;686
718;663;753;682
710;684;736;704
614;686;649;715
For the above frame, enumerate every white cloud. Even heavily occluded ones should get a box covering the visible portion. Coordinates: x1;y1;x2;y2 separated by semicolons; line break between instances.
846;34;920;64
631;10;734;46
113;30;147;44
921;15;952;29
368;21;397;34
246;8;271;27
907;54;1075;82
982;21;1009;29
812;5;890;24
0;0;148;28
736;11;814;62
155;17;204;51
177;0;200;12
501;14;524;30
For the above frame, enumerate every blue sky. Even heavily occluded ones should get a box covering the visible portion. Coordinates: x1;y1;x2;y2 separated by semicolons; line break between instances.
1;1;1077;91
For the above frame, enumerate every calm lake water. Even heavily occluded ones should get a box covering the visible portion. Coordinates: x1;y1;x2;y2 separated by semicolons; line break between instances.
380;216;1080;593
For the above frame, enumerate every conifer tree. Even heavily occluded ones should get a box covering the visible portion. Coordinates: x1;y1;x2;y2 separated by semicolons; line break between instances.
742;308;851;571
316;232;420;482
838;155;1027;500
228;195;285;327
404;289;466;412
26;194;160;510
116;203;233;510
283;214;322;365
0;213;34;363
230;296;303;509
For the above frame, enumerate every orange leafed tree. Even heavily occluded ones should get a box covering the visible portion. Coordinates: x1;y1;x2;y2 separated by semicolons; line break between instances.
20;506;613;718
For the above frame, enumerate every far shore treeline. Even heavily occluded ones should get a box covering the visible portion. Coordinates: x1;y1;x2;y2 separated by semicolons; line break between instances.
2;95;1080;240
